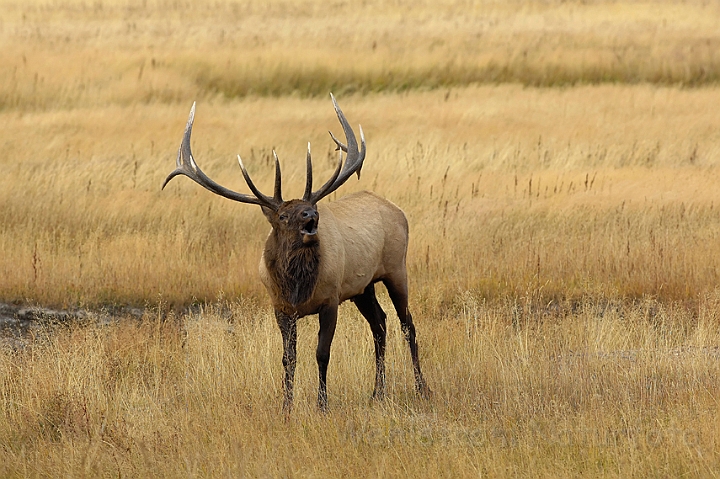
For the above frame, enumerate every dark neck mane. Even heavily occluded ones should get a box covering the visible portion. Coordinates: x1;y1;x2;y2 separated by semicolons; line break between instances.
264;233;320;307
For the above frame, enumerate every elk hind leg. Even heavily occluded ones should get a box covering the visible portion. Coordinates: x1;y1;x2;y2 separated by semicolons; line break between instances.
352;282;387;399
316;303;338;411
383;275;431;398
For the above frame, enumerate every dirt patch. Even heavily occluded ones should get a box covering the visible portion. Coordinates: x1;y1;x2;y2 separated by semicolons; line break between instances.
0;303;144;349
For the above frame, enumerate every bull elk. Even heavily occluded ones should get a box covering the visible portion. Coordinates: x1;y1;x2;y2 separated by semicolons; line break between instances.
163;94;430;411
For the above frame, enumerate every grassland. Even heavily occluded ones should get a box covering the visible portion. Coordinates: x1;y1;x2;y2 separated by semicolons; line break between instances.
5;86;720;308
3;300;720;477
2;0;720;477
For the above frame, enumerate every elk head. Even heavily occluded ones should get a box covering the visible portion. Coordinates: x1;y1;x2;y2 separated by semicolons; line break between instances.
162;94;366;235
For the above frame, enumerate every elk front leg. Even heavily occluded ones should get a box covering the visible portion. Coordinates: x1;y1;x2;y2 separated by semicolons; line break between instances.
316;303;338;411
275;310;297;412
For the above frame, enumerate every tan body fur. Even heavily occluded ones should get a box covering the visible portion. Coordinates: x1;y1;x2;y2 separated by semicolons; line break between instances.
259;191;409;317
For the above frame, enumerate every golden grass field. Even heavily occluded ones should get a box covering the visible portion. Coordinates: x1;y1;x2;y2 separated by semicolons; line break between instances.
2;0;720;477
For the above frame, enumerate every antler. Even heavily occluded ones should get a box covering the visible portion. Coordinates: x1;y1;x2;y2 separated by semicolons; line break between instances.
303;93;366;204
162;102;283;211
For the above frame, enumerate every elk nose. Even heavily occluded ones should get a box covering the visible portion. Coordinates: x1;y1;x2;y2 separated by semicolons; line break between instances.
302;209;318;220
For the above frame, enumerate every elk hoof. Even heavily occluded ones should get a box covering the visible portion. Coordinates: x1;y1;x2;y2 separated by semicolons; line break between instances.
317;395;329;413
417;383;432;400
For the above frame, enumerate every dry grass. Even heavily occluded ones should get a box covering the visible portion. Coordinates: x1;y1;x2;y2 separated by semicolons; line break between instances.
2;298;720;477
2;0;720;111
3;0;720;476
4;86;720;307
2;0;720;306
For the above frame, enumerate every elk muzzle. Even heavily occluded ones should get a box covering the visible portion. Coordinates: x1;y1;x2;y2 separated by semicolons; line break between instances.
300;209;319;244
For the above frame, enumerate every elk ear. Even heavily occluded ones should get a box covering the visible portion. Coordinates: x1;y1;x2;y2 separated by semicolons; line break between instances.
261;206;276;224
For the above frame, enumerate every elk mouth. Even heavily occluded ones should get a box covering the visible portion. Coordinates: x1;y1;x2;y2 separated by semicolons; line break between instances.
300;217;318;243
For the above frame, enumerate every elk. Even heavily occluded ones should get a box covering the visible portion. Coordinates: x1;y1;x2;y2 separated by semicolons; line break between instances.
163;94;430;411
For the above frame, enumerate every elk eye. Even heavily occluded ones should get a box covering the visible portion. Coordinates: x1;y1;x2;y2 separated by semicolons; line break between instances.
278;214;288;222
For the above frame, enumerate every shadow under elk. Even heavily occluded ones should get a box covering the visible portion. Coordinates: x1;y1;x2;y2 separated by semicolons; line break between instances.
163;94;430;411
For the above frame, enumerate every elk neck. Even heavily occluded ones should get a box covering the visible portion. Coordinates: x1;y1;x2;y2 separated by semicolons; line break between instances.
264;228;321;307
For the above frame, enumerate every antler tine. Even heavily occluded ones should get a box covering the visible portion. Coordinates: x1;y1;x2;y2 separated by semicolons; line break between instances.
272;150;283;203
161;102;198;191
303;142;313;201
330;93;366;182
236;155;280;208
308;94;366;204
355;125;365;180
328;130;348;153
162;102;281;211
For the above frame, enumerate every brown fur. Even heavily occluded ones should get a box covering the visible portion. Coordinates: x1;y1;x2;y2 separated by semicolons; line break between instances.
263;232;320;307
